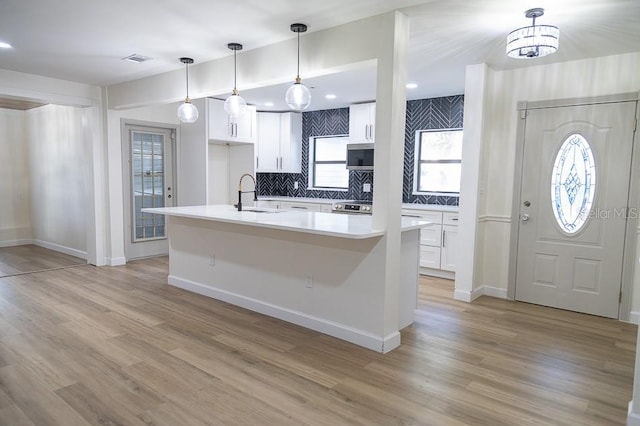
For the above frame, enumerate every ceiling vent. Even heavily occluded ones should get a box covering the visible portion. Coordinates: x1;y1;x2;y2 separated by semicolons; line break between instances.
122;54;152;63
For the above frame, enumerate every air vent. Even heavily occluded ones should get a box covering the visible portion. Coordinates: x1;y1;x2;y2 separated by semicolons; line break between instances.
122;54;152;63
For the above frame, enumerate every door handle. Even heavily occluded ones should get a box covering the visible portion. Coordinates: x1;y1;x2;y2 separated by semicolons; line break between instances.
521;213;530;221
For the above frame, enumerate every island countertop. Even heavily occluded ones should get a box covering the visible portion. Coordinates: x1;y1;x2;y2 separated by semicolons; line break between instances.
143;205;431;239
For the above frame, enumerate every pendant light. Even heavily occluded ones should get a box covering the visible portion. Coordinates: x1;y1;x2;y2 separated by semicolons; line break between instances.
224;43;247;118
506;8;559;59
177;57;199;123
285;23;311;111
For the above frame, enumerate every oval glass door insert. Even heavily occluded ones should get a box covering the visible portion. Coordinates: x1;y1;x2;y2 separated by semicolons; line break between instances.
551;133;596;234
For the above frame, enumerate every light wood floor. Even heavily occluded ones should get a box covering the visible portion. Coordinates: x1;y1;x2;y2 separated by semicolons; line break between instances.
0;245;86;278
0;257;636;425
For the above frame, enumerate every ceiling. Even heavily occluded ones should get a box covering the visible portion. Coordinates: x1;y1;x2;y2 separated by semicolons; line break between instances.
1;0;639;111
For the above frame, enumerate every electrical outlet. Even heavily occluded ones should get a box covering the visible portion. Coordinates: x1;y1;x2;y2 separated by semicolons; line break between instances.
210;254;215;267
363;183;371;193
305;275;313;288
294;181;299;189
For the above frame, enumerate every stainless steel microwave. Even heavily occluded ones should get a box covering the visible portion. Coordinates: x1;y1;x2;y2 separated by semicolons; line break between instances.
346;143;374;170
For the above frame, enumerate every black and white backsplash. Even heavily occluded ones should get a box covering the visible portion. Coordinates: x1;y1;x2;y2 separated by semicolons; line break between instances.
256;95;463;206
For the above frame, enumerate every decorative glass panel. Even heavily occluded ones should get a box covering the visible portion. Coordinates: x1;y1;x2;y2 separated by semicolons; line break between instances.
551;134;596;234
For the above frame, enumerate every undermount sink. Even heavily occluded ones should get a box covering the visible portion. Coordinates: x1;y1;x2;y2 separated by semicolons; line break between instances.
239;207;281;213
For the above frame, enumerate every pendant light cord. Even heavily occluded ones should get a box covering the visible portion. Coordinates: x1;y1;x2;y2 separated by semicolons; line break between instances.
234;49;238;90
185;62;190;99
296;31;300;79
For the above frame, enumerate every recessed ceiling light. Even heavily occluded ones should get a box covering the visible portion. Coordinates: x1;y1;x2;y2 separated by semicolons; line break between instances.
122;53;152;63
325;94;337;100
0;42;13;49
264;102;274;107
406;83;418;89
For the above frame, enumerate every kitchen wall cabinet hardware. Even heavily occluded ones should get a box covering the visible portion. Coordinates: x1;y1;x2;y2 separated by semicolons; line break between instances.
256;112;302;173
349;102;376;143
208;98;256;144
402;208;458;278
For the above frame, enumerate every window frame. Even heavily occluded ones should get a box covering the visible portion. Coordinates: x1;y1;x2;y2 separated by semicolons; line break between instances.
413;128;463;196
308;135;350;191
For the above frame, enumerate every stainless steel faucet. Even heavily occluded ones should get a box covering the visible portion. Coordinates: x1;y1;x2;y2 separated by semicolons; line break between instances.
237;173;258;211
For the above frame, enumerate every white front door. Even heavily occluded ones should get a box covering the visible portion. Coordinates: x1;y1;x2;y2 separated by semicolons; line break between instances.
123;124;176;260
515;101;637;318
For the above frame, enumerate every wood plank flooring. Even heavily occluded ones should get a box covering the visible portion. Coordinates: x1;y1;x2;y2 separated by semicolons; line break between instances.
0;257;636;425
0;245;86;278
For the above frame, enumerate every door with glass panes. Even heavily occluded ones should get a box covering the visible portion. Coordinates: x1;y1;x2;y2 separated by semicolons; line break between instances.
515;101;636;318
123;124;176;260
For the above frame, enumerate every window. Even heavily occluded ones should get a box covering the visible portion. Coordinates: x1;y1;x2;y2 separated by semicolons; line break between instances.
415;129;463;194
310;136;349;189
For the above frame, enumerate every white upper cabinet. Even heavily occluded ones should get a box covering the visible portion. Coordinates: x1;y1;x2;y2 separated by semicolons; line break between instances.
349;102;375;143
256;112;302;173
208;98;257;144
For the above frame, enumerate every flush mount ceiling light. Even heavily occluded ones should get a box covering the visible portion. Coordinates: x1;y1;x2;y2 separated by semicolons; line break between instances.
506;8;559;59
177;57;199;123
285;23;311;111
0;41;12;49
224;43;247;118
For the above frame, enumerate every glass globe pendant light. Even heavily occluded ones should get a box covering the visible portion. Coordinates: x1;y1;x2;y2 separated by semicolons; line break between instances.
285;23;311;111
177;57;199;123
224;43;247;118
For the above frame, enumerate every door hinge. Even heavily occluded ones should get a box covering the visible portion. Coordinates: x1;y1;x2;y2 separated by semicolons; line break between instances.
520;110;528;119
170;130;176;141
634;118;638;132
619;291;623;304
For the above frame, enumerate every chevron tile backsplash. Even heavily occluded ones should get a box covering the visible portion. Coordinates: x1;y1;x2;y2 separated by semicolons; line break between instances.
256;95;463;206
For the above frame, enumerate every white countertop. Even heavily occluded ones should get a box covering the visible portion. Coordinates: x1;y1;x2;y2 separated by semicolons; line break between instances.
143;205;431;239
258;196;458;212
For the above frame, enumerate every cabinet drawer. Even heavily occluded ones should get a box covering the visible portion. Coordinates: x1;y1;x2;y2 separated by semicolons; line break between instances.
402;210;442;223
419;246;441;269
443;212;459;226
420;224;442;246
279;202;322;212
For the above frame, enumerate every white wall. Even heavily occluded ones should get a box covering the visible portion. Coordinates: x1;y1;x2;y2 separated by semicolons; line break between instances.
466;52;640;310
0;109;31;245
25;104;87;257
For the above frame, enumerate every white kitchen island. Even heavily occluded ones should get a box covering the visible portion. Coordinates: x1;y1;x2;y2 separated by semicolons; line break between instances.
144;205;431;352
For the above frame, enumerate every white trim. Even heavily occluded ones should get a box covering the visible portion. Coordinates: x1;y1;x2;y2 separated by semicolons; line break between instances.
454;285;508;303
478;215;511;223
420;268;455;280
107;257;127;266
168;275;399;353
629;402;640;426
33;239;87;260
0;239;33;248
629;311;640;325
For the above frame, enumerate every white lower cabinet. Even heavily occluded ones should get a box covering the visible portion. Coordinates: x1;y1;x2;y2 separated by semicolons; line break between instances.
257;199;332;213
403;208;458;277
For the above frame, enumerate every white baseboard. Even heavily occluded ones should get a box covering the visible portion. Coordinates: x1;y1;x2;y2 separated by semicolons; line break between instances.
33;239;87;260
0;239;33;248
106;257;127;266
629;311;640;325
629;402;640;426
168;275;399;353
454;285;508;303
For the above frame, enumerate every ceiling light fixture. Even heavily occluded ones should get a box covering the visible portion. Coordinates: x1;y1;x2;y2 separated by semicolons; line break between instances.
224;43;247;118
177;57;199;123
0;42;12;49
325;94;336;100
506;8;559;59
264;102;274;107
406;83;418;89
285;23;311;111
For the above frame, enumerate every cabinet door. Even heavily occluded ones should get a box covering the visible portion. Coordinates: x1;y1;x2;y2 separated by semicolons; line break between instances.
279;113;302;173
441;225;458;272
256;112;280;172
232;106;256;143
420;224;442;246
279;201;322;212
349;103;374;143
368;103;376;142
208;99;232;141
420;246;441;269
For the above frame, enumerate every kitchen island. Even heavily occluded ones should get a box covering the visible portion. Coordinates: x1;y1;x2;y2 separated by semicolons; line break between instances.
144;205;431;352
